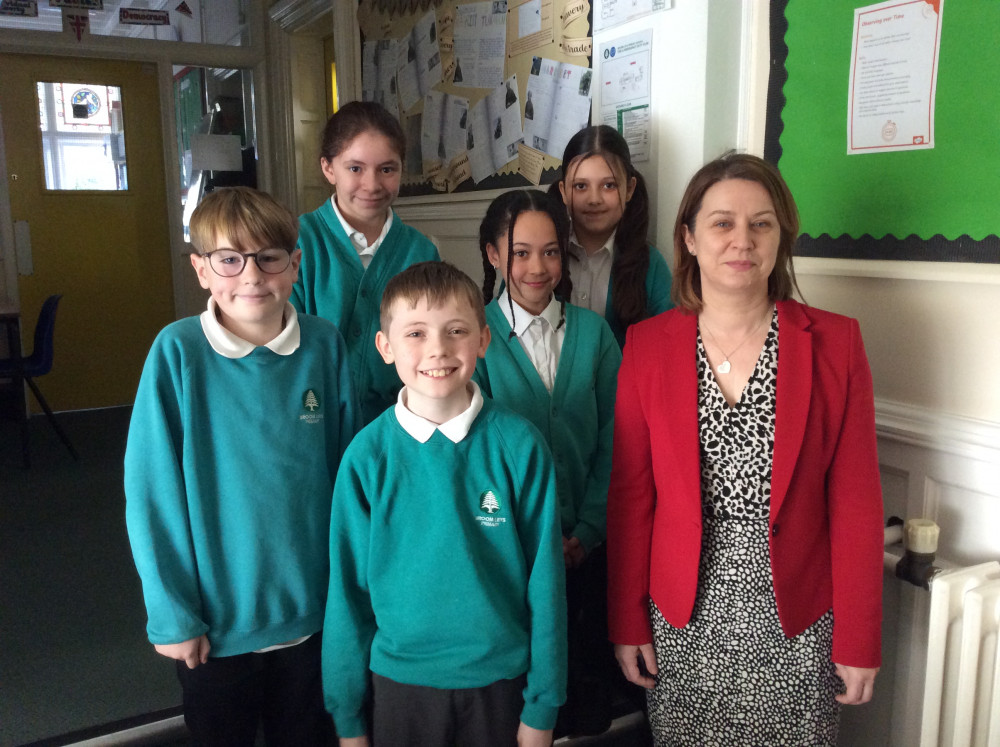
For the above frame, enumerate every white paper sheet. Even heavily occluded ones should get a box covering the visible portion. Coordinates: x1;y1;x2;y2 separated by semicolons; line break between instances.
421;90;471;166
594;0;670;34
847;0;943;154
597;30;652;162
467;74;525;182
522;57;593;159
362;39;400;120
453;1;507;89
413;10;443;100
519;0;542;37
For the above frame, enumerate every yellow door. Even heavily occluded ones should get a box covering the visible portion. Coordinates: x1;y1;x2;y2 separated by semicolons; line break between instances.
0;54;174;411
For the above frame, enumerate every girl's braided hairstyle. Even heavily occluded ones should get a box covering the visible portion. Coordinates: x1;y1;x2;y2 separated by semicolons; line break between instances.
479;189;572;337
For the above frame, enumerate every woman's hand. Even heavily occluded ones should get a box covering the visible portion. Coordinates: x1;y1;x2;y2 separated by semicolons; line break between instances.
614;642;658;689
154;634;210;669
834;663;879;705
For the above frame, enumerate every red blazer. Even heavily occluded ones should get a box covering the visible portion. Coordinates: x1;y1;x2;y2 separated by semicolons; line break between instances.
607;300;883;668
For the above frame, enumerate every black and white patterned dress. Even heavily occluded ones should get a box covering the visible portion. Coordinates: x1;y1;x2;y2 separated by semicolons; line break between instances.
646;311;841;746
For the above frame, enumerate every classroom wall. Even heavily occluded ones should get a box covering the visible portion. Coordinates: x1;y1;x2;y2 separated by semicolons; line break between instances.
402;6;1000;743
405;0;1000;426
742;0;1000;427
742;5;1000;744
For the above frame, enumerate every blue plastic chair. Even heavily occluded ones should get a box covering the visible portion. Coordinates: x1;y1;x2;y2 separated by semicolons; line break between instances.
0;294;78;467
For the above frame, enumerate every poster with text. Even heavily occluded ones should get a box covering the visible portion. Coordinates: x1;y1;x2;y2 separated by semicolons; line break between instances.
847;0;943;154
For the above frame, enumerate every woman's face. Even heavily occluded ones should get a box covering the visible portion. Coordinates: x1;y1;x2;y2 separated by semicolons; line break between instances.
486;210;562;316
683;178;780;301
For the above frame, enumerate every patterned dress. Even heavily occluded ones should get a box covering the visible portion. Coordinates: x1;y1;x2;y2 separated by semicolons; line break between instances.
646;311;841;746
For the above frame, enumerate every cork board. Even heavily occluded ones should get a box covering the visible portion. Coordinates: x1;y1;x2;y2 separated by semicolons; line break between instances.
357;0;593;196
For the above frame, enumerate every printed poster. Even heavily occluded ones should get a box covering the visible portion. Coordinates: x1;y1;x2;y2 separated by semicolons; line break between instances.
597;30;652;162
847;0;943;154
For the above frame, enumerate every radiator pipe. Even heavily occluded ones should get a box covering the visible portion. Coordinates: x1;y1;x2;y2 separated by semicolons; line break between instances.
885;516;942;590
884;517;904;547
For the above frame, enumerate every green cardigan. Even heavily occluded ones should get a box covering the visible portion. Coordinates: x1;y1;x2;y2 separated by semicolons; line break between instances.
474;300;621;551
291;200;440;422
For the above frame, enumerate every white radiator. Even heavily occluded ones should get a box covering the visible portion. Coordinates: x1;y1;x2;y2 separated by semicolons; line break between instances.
920;561;1000;747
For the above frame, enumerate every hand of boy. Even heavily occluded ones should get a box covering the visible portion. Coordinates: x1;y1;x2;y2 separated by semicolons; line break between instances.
517;721;553;747
338;737;370;747
562;536;586;569
154;634;211;669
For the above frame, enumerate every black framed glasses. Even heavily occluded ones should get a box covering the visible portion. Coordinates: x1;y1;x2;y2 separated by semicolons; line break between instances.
202;248;292;277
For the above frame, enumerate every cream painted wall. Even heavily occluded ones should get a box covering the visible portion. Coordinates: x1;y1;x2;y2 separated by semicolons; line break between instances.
793;266;1000;421
609;1;749;255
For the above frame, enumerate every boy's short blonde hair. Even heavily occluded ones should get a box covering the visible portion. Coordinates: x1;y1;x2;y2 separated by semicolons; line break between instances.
189;187;298;255
380;261;486;332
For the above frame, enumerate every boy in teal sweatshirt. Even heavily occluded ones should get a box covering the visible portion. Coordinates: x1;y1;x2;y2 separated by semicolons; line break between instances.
125;187;360;745
322;261;567;747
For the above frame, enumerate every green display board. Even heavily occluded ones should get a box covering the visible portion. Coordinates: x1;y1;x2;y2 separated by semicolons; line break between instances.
766;0;1000;262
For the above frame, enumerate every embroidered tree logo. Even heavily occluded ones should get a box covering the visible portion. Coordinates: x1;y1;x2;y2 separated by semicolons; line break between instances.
303;389;320;412
480;490;501;514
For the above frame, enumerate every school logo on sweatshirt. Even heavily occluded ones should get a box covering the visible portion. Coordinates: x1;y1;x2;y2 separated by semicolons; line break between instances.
299;389;324;424
477;489;506;528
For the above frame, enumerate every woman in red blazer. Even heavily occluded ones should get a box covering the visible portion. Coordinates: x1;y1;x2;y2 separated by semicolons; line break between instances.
607;153;883;745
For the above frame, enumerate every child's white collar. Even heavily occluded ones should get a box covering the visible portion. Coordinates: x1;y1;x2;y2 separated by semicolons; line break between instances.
496;290;561;333
394;381;484;443
200;298;301;358
330;195;393;251
568;228;616;259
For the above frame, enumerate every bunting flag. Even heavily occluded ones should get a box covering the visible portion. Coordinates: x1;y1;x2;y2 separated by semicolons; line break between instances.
62;8;89;41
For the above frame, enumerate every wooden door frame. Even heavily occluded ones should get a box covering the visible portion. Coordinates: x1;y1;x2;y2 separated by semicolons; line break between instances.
0;102;18;309
266;0;361;216
0;7;269;321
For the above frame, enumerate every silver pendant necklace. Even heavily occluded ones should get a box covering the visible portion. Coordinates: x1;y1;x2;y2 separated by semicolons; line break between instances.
700;308;772;375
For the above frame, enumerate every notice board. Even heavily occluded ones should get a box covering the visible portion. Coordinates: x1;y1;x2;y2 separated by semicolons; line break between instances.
765;0;1000;263
357;0;593;196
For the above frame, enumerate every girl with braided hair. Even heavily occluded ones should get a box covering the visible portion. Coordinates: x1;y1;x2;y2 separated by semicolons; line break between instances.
475;189;622;736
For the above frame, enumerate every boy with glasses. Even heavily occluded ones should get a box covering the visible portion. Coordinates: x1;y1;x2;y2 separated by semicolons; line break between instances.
125;187;360;745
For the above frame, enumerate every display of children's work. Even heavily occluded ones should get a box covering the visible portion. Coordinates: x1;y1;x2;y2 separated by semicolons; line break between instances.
467;76;525;182
453;1;507;89
522;57;591;159
357;0;593;195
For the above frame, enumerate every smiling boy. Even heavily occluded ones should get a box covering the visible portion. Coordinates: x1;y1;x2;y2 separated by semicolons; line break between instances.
125;187;360;744
322;261;567;747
